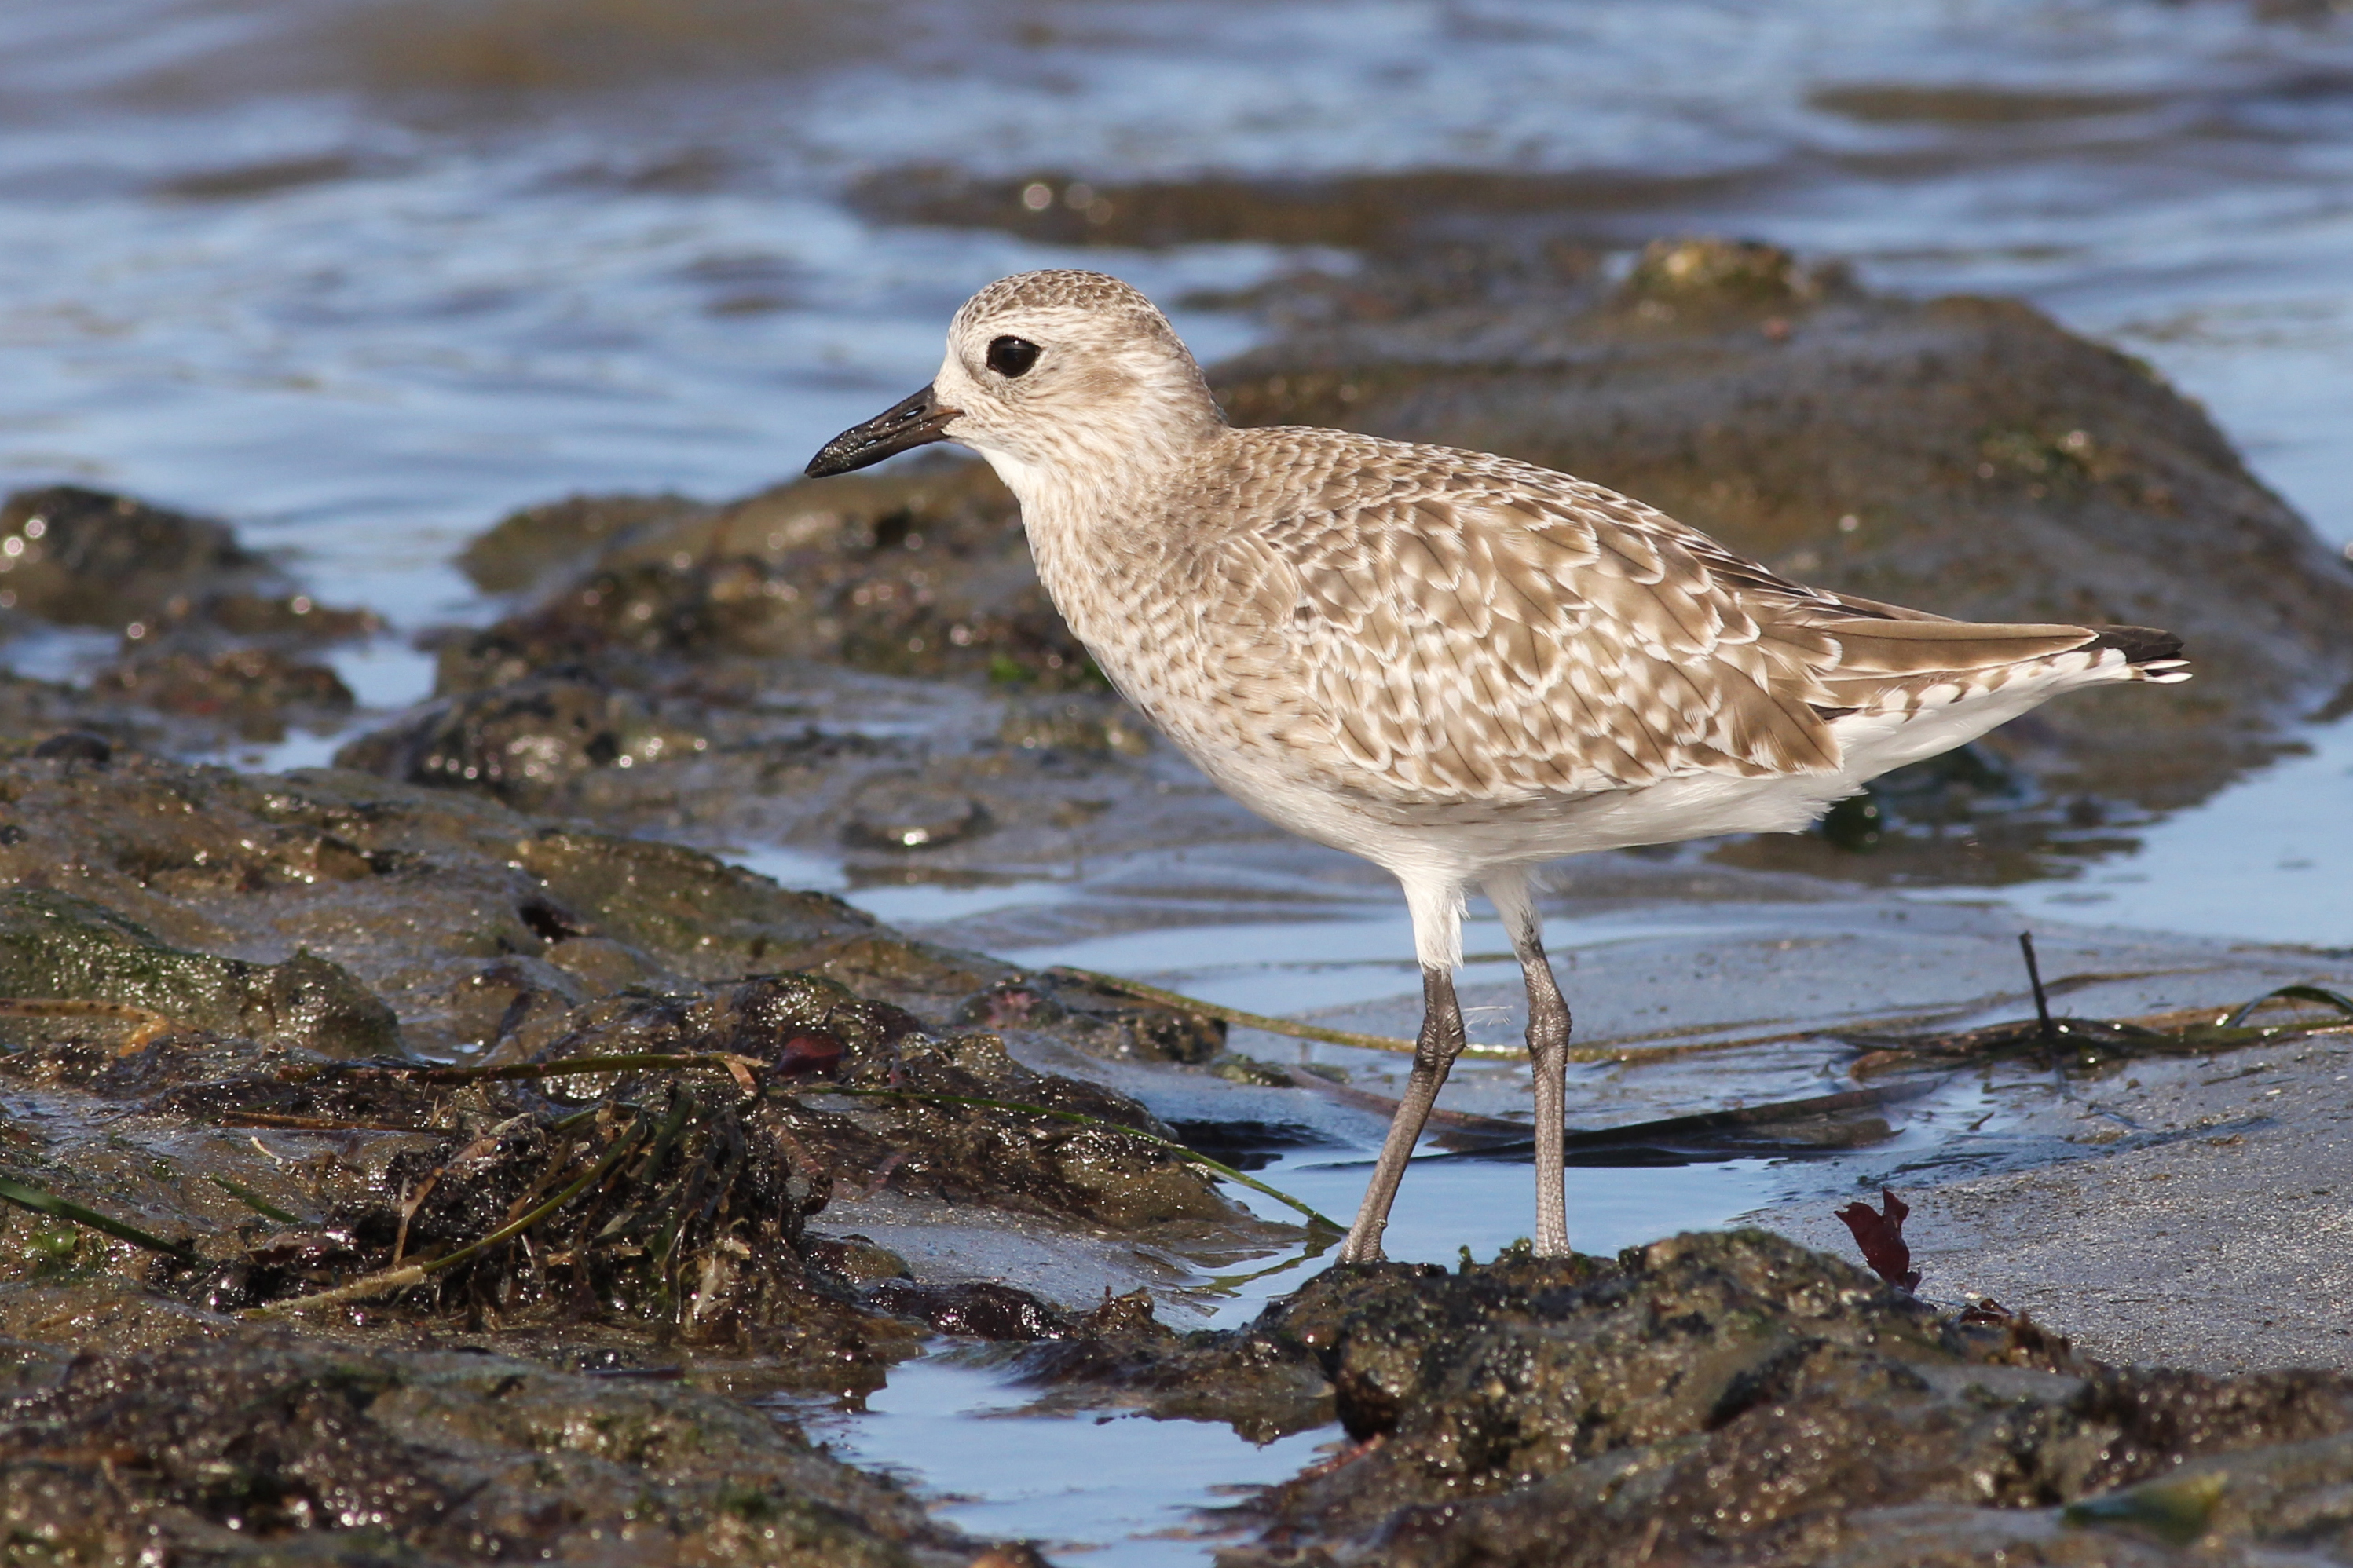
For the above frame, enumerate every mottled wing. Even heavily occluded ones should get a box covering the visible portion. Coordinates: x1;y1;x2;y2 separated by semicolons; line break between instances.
1203;439;2096;806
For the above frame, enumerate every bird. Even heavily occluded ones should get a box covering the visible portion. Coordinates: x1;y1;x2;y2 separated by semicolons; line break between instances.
804;269;2189;1264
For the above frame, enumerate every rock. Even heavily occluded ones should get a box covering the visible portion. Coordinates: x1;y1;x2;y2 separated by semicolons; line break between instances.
507;827;875;979
179;588;379;644
28;730;110;764
997;693;1152;758
0;486;256;629
331;671;692;801
90;646;353;742
863;1279;1072;1340
843;774;987;850
1012;1230;2353;1565
0;739;1228;1124
456;489;706;594
804;1234;916;1284
0;887;397;1056
0;486;374;645
0;671;329;765
432;459;1093;695
481;970;1232;1230
0;486;380;750
0;1337;988;1565
0;740;1229;1064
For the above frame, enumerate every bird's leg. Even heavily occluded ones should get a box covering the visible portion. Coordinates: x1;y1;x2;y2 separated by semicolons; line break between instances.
1338;965;1466;1263
1488;869;1572;1257
1517;934;1573;1258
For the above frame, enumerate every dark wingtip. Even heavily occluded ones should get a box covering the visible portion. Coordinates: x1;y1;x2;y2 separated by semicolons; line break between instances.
2090;624;2186;666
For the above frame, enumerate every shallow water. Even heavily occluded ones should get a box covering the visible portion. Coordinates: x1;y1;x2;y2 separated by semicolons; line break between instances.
9;1;2353;1558
792;1358;1337;1566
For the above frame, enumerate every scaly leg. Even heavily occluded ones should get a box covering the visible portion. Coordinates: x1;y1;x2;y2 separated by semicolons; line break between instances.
1488;869;1572;1257
1339;964;1466;1263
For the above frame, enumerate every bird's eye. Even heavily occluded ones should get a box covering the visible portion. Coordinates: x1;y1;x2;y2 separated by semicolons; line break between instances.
986;336;1041;378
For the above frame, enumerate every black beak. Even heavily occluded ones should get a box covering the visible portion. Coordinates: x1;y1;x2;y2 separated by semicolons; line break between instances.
804;385;960;477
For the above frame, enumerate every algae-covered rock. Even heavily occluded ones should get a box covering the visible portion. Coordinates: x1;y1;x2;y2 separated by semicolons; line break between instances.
0;749;1220;1062
0;751;884;1050
510;827;876;977
0;1337;985;1566
0;486;257;629
1181;1231;2353;1566
0;751;1235;1247
488;970;1234;1230
0;887;397;1056
331;671;690;799
0;486;378;755
432;459;1094;696
457;488;705;594
90;645;354;743
0;485;374;645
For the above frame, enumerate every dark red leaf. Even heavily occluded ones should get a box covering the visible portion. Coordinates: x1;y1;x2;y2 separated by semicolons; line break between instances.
774;1032;843;1076
1834;1186;1921;1292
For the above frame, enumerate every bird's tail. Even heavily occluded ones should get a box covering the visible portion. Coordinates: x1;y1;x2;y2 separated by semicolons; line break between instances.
2088;623;2192;683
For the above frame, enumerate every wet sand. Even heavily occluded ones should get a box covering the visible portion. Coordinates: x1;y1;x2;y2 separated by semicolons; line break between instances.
1760;1029;2353;1375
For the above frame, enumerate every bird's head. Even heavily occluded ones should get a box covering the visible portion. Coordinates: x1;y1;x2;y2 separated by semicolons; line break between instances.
804;269;1224;495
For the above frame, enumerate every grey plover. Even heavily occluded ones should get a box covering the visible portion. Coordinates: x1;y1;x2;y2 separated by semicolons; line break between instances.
807;269;2189;1263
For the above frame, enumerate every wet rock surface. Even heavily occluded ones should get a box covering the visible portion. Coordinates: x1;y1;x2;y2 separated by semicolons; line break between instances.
433;462;1079;696
1761;1022;2353;1381
1004;1230;2353;1566
0;1334;981;1566
0;886;396;1056
0;744;1221;1061
0;741;1254;1563
90;645;355;741
0;484;379;751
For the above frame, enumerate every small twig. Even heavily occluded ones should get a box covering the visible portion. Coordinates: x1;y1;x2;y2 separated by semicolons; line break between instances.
0;1173;192;1257
2018;933;2055;1039
817;1085;1344;1231
2019;931;2069;1094
251;1113;648;1316
1048;966;1511;1058
1054;965;1996;1068
0;997;177;1052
